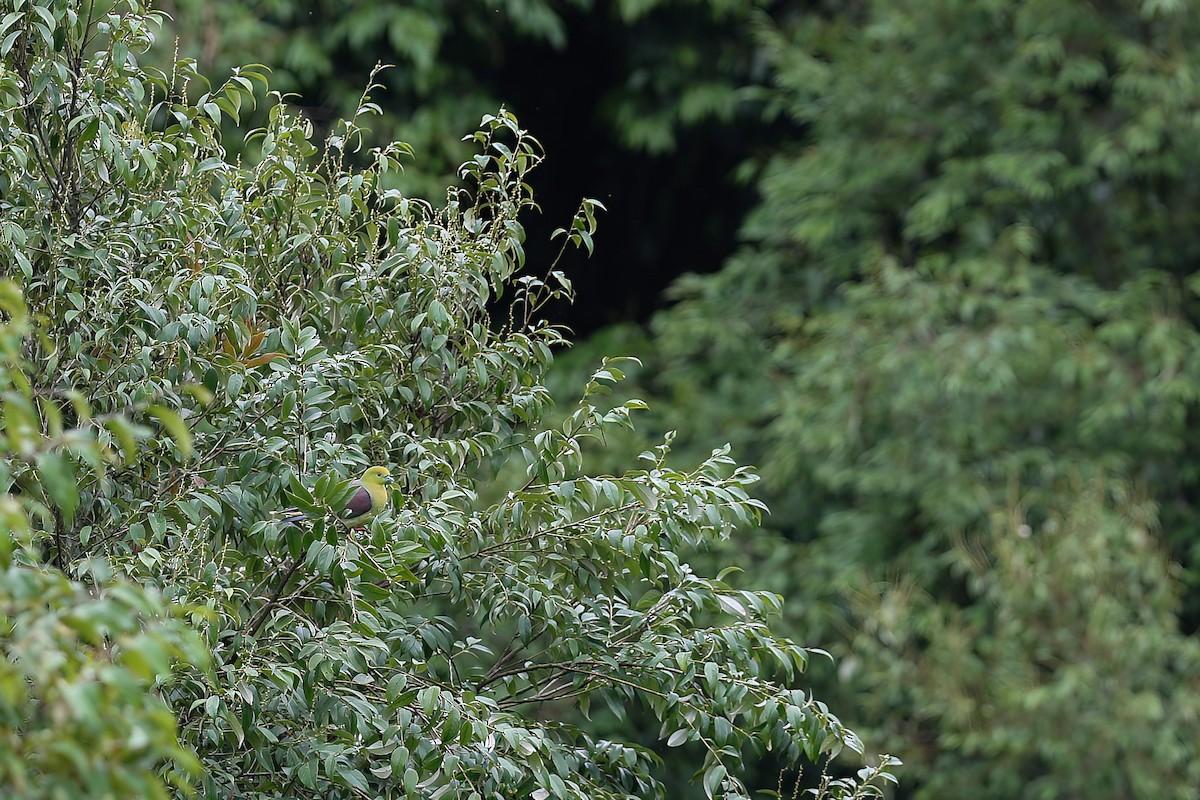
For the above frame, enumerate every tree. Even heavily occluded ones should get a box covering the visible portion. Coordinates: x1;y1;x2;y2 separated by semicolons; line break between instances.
633;0;1200;796
0;2;895;797
846;481;1200;799
0;280;207;799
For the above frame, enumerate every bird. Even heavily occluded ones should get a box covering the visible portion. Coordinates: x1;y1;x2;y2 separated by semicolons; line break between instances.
282;465;394;528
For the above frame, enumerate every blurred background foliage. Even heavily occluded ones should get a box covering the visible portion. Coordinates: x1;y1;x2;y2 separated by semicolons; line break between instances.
30;0;1200;796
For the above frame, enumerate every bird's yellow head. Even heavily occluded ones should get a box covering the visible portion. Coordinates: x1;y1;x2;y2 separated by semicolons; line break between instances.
361;466;394;486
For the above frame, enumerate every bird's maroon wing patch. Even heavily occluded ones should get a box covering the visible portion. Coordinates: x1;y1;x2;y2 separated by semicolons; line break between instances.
344;484;373;518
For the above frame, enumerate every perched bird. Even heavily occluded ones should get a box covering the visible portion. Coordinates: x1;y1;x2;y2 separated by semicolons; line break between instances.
282;466;394;528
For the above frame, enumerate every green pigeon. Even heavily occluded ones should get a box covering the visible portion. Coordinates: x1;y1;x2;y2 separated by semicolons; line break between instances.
283;465;394;527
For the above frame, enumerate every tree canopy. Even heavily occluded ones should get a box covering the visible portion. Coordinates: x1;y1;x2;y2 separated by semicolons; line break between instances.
0;2;895;798
635;0;1200;796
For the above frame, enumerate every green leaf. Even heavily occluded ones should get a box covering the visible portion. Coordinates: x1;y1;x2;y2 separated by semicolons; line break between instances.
147;405;192;458
703;763;727;799
37;451;78;526
104;416;140;464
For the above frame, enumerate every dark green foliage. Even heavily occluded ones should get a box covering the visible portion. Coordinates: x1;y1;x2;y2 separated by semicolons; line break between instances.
846;483;1200;798
635;0;1200;796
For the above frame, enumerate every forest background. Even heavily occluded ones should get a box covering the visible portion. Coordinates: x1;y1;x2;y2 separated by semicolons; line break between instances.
4;0;1200;798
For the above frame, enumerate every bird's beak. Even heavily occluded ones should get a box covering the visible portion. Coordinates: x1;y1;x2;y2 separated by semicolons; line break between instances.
383;474;396;484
